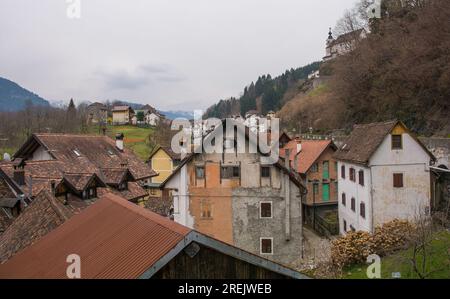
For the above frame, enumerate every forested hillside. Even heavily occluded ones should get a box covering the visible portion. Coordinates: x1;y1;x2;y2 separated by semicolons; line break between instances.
203;62;321;119
205;0;450;137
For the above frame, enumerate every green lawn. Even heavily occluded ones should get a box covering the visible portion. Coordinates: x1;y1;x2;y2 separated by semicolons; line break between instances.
343;230;450;279
87;125;154;161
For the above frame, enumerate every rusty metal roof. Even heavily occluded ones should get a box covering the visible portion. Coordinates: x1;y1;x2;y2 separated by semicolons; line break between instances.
0;193;191;279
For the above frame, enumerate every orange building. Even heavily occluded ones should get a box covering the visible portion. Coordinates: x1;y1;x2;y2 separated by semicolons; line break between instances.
282;138;338;235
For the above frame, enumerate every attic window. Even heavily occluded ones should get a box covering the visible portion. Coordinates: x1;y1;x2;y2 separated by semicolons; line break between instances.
73;149;81;157
392;135;403;150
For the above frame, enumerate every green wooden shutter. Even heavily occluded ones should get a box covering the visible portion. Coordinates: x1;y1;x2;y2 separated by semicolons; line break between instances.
323;161;329;179
322;183;330;202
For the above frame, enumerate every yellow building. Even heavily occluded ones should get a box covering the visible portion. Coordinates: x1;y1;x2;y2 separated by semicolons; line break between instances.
112;106;134;125
147;145;181;198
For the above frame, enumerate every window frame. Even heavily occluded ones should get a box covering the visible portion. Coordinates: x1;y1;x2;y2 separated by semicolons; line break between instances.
360;202;366;219
221;166;240;179
341;193;346;206
341;165;346;179
259;201;273;219
391;134;403;150
358;170;365;186
195;166;205;180
351;197;356;212
349;168;356;182
393;173;404;188
260;237;274;255
261;166;271;178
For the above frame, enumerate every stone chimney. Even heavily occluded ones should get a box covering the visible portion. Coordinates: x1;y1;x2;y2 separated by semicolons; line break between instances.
13;166;25;186
115;133;124;151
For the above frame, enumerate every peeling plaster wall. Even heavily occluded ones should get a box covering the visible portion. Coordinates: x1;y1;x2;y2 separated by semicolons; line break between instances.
232;180;302;265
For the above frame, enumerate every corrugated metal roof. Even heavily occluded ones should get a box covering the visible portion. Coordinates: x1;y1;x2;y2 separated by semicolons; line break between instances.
0;193;191;279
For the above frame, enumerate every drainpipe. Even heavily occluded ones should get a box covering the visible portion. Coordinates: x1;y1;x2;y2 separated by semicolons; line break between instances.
284;149;291;241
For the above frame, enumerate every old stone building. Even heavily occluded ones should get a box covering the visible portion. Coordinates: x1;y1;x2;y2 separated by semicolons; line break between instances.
161;120;307;266
334;120;435;234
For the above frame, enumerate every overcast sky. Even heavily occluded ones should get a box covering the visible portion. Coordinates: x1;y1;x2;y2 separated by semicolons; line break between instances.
0;0;357;111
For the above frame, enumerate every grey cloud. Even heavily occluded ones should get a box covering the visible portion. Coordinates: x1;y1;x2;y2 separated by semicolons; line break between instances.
98;63;186;90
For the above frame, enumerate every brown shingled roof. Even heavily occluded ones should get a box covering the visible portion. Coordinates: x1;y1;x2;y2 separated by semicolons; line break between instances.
148;145;181;161
0;193;190;278
0;190;74;263
333;120;435;165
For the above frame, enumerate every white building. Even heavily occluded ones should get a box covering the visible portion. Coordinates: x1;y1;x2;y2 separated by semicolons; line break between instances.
334;120;435;234
323;28;366;61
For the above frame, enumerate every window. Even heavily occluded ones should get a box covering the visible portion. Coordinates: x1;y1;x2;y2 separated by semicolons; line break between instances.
343;220;347;232
322;183;330;202
323;161;329;179
310;163;319;173
260;238;273;255
351;197;356;212
360;202;366;219
350;168;356;182
261;166;271;178
313;183;319;196
342;193;346;206
73;149;81;157
341;165;346;179
392;134;403;150
196;166;205;179
221;166;240;179
260;202;272;218
358;170;365;186
200;200;212;219
393;173;404;188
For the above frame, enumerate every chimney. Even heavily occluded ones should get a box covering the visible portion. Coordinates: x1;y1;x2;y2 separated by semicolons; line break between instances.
297;142;302;154
115;133;124;151
13;166;25;186
284;149;291;169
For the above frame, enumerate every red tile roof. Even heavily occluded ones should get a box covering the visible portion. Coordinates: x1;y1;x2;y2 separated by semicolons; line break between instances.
281;139;334;174
0;193;190;278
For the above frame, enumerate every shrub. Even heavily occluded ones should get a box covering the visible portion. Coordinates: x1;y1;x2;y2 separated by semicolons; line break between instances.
331;220;415;269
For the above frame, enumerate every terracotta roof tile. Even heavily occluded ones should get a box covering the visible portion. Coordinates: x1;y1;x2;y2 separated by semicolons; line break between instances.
281;139;334;174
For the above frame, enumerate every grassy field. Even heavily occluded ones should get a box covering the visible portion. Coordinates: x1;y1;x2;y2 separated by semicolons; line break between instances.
343;230;450;279
87;125;154;161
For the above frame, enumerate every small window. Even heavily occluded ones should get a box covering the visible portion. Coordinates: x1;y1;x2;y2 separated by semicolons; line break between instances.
310;163;319;173
200;200;212;219
73;149;81;157
351;197;356;212
313;183;319;195
260;238;273;255
260;202;272;218
341;165;346;179
342;193;346;206
196;166;205;179
349;168;356;182
221;166;240;179
343;220;347;232
392;135;403;150
393;173;404;188
360;202;366;219
358;170;365;186
261;166;271;178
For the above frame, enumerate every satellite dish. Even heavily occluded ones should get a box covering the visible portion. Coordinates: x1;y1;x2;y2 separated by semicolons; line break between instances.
3;153;11;162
